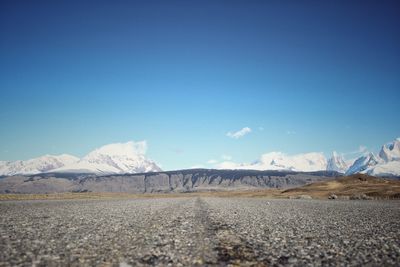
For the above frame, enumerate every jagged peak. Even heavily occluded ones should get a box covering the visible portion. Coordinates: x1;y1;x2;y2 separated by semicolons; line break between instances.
379;138;400;162
327;151;348;173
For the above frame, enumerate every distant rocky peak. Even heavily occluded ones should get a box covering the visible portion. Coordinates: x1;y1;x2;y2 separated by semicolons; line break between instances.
345;152;380;175
379;138;400;162
326;151;348;173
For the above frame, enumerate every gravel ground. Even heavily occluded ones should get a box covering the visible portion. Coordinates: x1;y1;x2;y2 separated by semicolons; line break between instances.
0;198;399;266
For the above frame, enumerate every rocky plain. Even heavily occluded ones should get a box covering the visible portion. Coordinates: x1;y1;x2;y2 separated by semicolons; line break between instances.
0;197;399;266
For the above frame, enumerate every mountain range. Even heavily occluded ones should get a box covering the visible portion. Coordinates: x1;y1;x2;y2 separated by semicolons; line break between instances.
216;138;400;177
344;138;400;177
0;141;161;176
0;154;79;176
0;138;399;177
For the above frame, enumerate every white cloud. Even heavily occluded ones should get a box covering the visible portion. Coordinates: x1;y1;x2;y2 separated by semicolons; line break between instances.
207;159;217;164
91;141;148;156
216;161;244;169
190;164;205;169
221;154;232;161
226;127;252;139
342;145;368;157
130;140;148;155
358;145;367;153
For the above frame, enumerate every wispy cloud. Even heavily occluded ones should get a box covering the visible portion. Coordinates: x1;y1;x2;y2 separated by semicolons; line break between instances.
221;154;232;160
342;145;368;156
286;130;296;135
358;145;367;153
171;148;184;155
190;164;205;169
226;127;252;139
207;159;217;164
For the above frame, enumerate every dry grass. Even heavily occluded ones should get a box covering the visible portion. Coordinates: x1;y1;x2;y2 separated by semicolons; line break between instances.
1;174;399;201
282;174;400;199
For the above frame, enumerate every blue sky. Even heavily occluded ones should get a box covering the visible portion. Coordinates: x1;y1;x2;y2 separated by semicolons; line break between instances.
0;0;399;170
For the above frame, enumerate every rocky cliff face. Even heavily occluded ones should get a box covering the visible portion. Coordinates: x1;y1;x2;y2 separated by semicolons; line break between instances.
0;169;340;194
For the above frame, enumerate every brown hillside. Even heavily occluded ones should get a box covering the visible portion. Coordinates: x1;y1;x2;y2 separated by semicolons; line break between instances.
282;174;400;199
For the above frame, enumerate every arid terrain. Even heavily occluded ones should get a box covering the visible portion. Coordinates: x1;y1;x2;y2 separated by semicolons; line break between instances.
0;169;340;194
282;174;400;199
0;197;399;266
1;174;400;266
1;174;399;201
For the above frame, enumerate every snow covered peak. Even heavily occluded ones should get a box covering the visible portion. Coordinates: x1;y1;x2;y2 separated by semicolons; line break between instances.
53;141;161;174
0;141;161;176
326;151;348;173
218;152;327;172
379;138;400;162
41;154;79;164
345;152;380;175
261;152;327;171
0;154;79;176
84;141;147;160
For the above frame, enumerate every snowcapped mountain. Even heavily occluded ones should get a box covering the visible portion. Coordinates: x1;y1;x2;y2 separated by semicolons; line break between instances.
345;138;400;177
326;151;348;173
260;152;327;172
217;152;327;172
217;138;400;176
52;141;162;174
345;152;380;175
0;141;161;176
0;154;79;176
366;161;400;177
2;138;399;177
379;138;400;162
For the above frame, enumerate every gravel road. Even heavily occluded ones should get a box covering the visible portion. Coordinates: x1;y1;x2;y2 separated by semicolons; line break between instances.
0;198;399;266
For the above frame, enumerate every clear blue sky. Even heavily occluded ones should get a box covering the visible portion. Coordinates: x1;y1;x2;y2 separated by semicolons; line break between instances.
0;0;399;170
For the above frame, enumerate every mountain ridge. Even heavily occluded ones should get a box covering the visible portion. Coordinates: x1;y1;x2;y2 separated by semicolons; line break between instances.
1;138;400;177
345;138;400;176
0;141;161;176
0;169;341;194
0;154;79;176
